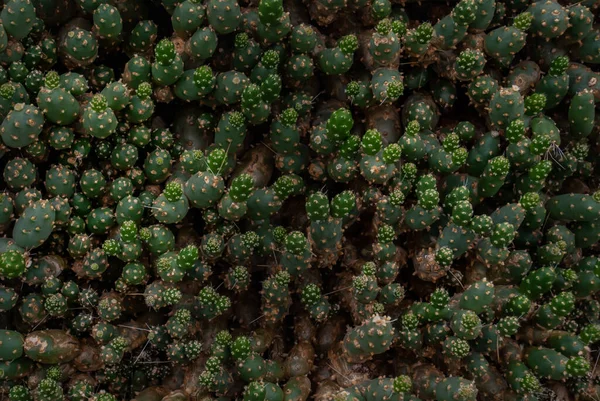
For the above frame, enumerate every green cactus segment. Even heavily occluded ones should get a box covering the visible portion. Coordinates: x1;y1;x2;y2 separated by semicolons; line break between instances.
93;4;123;39
484;13;531;66
527;0;569;39
0;331;24;361
318;35;358;75
0;0;36;40
13;200;55;249
152;39;184;86
82;94;118;139
547;193;600;222
525;347;568;380
60;28;99;68
24;330;80;364
405;22;433;56
568;90;595;138
341;315;394;363
488;86;525;130
506;361;541;394
0;104;44;148
207;0;241;34
520;267;556;300
37;72;79;125
455;49;486;81
459;279;494;314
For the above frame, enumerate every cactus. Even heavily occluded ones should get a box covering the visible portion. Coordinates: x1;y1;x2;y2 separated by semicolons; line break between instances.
341;315;395;363
0;1;597;400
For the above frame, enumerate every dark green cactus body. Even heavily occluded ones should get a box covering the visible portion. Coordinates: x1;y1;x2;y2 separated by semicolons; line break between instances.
1;103;44;148
525;347;568;380
1;0;36;40
13;199;55;249
568;89;595;138
547;193;600;222
484;13;531;66
207;0;241;34
527;1;568;39
488;86;524;130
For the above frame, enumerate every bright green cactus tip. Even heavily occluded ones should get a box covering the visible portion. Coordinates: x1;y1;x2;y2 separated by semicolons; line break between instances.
231;335;252;361
155;39;176;65
301;284;322;307
580;324;600;344
521;371;541;393
327;107;353;142
488;155;510;177
235;32;249;48
241;231;259;249
338;34;359;55
444;336;470;358
331;190;355;218
391;19;407;36
90;94;108;113
415;22;434;44
418;188;440;211
345;81;360;98
8;386;31;401
520;192;540;210
164;181;183;202
443;133;460;153
261;49;280;69
393;375;412;393
137;82;152;99
362;129;383;155
386;80;404;100
280;108;298;127
243;381;266;401
435;246;453;267
566;356;590;377
455;49;486;80
548;291;575;317
430;287;449;308
35;378;63;401
0;249;26;279
193;65;214;89
382;143;401;164
273;226;287;244
497;316;520;336
207;147;227;174
375;18;392;35
103;239;120;256
96;393;117;401
229;173;254;202
513;12;533;31
505;118;525;143
120;220;137;242
44;71;60;89
490;222;515;248
452;0;476;26
0;82;15;99
285;231;308;255
549;56;569;76
402;311;419;330
390;189;405;206
525;93;546;115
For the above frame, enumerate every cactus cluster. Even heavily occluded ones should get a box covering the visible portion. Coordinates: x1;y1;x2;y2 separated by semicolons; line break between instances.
1;0;600;401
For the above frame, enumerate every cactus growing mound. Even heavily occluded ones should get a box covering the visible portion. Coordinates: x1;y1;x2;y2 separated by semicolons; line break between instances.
0;0;600;401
